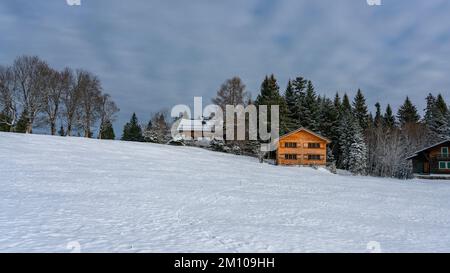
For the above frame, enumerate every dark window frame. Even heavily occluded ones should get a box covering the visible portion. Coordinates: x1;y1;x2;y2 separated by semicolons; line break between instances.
284;142;297;148
307;154;321;160
308;143;321;149
284;154;298;160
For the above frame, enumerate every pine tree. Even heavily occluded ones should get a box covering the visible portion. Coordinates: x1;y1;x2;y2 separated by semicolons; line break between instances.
338;112;356;169
14;109;29;133
333;92;342;114
434;94;450;139
143;120;157;143
368;113;374;128
143;113;170;143
338;109;368;174
99;120;115;140
348;125;368;175
423;93;436;125
58;125;65;136
424;93;450;140
284;80;299;131
291;76;308;128
341;93;352;114
374;102;383;127
397;96;420;127
121;113;143;142
384;104;396;128
435;94;449;115
352;89;370;130
300;81;320;131
326;146;335;164
0;111;11;132
318;97;339;140
255;75;288;135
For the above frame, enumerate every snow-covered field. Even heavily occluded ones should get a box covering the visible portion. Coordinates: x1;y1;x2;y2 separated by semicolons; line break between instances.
1;132;450;253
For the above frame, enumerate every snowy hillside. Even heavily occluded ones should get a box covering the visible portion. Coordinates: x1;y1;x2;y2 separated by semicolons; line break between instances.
1;132;450;253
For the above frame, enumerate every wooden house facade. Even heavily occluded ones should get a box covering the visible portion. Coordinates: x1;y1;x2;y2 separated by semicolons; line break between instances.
406;140;450;175
276;128;331;166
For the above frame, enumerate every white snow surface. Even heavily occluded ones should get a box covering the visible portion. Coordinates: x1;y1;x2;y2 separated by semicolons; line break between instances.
1;132;450;253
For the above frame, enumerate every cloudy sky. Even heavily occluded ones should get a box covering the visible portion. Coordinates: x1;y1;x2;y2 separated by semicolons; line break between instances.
1;0;449;133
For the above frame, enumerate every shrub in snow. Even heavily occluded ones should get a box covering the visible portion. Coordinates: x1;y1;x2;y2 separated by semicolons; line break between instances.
209;138;226;152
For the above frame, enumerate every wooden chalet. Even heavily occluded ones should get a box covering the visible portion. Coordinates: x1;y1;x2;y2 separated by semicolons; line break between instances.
406;140;450;176
275;127;331;166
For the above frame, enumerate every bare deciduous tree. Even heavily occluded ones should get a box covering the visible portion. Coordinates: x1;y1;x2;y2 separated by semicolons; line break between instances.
366;122;429;178
0;65;18;131
212;77;249;110
98;93;119;139
2;56;119;137
76;70;102;138
12;56;48;133
61;68;80;136
42;67;70;135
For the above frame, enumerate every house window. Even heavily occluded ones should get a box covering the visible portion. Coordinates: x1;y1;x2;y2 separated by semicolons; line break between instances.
285;154;297;160
439;161;450;169
442;147;449;155
308;143;321;149
284;142;297;148
308;154;321;160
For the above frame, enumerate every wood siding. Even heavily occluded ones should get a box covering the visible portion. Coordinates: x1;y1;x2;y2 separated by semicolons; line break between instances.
411;142;450;175
428;145;450;174
276;130;328;166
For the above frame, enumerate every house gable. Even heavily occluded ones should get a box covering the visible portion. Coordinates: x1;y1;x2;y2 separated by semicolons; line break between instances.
277;127;331;144
407;140;450;175
276;128;330;166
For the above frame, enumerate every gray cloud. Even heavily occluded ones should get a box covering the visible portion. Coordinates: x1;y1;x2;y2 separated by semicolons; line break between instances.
0;0;449;133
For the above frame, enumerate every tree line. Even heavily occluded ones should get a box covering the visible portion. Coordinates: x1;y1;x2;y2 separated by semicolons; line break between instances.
209;75;450;178
0;55;119;139
6;55;447;179
121;111;172;144
119;74;449;179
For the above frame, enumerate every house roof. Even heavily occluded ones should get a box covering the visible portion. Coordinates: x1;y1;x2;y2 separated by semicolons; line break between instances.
406;139;450;160
277;127;331;143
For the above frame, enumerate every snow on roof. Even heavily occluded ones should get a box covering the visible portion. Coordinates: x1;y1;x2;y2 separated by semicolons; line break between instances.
276;127;331;143
177;119;216;131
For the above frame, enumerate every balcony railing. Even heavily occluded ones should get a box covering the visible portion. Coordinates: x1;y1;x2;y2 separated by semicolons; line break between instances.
432;154;450;160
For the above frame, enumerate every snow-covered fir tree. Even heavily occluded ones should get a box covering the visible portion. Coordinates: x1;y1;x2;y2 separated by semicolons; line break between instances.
143;112;170;144
284;80;299;132
338;112;355;169
384;104;396;128
424;93;450;141
121;113;143;142
338;112;367;174
352;89;370;130
397;96;420;127
348;127;368;175
99;120;115;140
